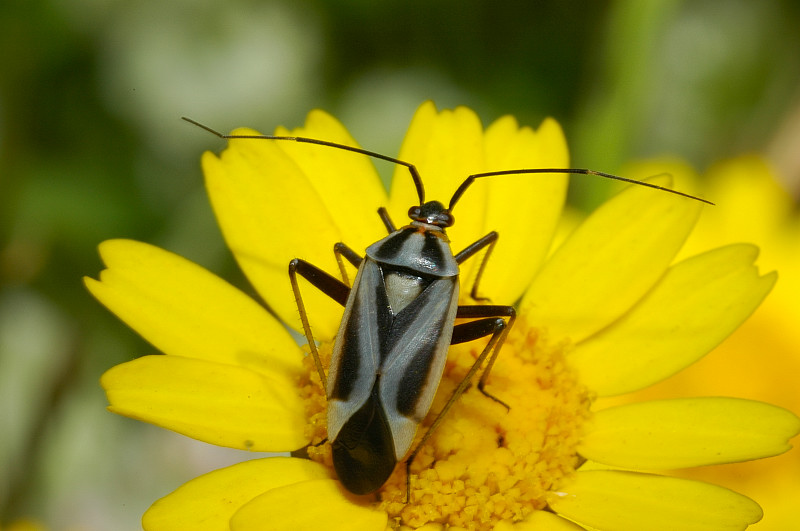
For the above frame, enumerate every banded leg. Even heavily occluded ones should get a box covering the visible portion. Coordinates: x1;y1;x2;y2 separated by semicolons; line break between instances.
454;231;499;301
288;259;350;393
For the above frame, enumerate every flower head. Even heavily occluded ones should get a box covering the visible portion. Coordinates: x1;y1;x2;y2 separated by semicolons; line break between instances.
86;102;799;530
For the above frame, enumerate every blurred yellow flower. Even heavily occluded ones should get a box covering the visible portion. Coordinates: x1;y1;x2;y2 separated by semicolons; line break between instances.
599;155;800;530
0;520;47;531
86;103;799;530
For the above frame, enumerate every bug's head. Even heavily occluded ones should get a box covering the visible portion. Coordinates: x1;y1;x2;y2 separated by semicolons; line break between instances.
408;200;454;228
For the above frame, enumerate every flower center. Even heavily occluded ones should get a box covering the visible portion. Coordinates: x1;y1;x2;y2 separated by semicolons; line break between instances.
298;318;592;530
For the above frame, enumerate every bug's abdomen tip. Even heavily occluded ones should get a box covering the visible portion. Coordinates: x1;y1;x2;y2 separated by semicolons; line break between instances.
331;386;397;495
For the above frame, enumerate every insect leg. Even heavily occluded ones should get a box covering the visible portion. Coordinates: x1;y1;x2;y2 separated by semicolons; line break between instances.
454;305;516;404
404;304;515;501
288;259;351;393
332;207;393;286
454;232;499;302
333;242;362;287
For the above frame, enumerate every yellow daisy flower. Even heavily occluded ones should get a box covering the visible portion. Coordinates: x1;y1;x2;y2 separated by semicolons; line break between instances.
85;102;799;530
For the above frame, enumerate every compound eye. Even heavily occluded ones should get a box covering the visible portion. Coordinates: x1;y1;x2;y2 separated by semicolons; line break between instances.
408;205;422;220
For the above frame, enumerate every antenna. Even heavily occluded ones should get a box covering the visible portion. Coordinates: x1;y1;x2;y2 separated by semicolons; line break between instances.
448;168;714;211
182;117;426;205
183;117;714;211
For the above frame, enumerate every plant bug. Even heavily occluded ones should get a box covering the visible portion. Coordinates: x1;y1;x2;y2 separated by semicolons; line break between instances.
182;116;712;498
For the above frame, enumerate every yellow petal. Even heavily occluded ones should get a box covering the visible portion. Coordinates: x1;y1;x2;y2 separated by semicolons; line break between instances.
203;111;387;339
471;116;568;304
142;457;331;531
548;471;762;531
682;155;793;257
570;244;776;396
387;102;487;261
520;176;702;343
102;355;307;451
580;398;800;469
494;510;585;530
275;109;390;252
230;478;387;531
384;103;570;306
84;239;301;376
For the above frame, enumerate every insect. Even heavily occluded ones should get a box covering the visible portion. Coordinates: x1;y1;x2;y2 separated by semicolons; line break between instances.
182;116;712;497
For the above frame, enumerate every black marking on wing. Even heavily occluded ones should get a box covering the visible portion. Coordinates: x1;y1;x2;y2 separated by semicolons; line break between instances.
331;379;397;495
372;268;393;365
390;285;450;417
330;293;362;401
372;228;415;260
394;320;448;416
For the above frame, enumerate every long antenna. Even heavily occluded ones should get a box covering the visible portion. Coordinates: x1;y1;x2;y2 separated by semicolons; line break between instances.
181;117;426;205
183;117;714;210
448;168;714;211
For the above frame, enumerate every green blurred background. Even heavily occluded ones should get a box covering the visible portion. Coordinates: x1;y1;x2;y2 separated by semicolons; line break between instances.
1;0;798;529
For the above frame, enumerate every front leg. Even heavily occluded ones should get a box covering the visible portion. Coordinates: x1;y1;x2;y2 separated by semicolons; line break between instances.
288;259;350;393
454;231;499;302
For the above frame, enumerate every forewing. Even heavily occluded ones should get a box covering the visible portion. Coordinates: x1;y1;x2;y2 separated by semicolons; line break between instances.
326;259;387;442
379;278;459;459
